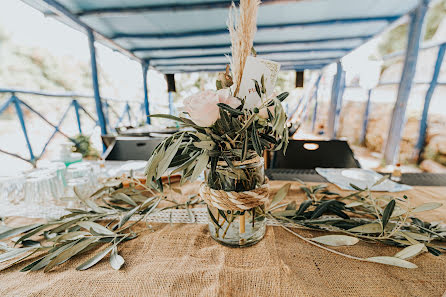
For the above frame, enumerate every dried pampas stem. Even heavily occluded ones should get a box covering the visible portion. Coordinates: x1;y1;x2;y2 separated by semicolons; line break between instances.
228;0;261;96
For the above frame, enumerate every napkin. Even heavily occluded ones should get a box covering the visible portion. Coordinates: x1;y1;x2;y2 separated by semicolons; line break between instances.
315;168;412;192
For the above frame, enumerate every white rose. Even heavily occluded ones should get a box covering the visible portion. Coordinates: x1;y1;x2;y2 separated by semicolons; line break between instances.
183;90;220;127
216;89;240;109
258;106;275;119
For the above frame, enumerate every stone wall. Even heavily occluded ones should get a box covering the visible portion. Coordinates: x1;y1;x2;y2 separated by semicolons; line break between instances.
310;100;446;165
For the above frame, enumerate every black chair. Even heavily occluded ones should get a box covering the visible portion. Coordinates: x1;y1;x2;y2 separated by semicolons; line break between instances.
103;137;163;161
270;139;360;169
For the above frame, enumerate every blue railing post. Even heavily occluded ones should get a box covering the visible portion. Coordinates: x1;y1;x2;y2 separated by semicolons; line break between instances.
0;96;14;115
414;43;446;160
360;89;373;145
87;28;107;141
39;102;73;159
384;0;429;164
12;95;35;163
72;99;83;134
142;63;151;124
327;61;344;139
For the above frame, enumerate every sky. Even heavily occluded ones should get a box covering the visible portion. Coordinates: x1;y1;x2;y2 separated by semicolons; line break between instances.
0;0;168;105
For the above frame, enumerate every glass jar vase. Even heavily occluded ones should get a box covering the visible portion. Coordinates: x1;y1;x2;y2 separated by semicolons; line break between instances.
204;154;267;247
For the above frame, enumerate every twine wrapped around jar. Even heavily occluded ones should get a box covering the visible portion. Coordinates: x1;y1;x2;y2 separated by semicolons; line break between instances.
199;180;269;211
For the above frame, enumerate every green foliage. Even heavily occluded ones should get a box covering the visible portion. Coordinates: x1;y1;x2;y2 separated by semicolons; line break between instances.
269;181;446;269
146;80;290;192
0;177;203;272
378;0;446;56
71;134;99;159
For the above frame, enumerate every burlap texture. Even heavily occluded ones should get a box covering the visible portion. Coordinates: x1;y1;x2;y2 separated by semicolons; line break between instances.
1;181;446;297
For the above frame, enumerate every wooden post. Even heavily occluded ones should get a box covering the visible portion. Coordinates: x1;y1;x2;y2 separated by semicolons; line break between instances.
414;43;446;161
383;1;429;164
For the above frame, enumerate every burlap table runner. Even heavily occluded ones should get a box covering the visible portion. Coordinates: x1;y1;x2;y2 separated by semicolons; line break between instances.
1;181;446;297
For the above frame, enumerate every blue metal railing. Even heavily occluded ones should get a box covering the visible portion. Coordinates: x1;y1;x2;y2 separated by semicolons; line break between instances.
313;38;445;161
0;88;144;166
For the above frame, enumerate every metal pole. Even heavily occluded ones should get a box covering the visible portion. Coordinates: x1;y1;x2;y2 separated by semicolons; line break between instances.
142;63;151;124
168;92;174;115
12;96;35;163
0;96;14;115
87;29;107;137
327;61;343;139
39;102;73;159
334;70;346;137
360;89;372;145
311;95;318;133
72;99;83;134
383;1;429;164
414;43;446;160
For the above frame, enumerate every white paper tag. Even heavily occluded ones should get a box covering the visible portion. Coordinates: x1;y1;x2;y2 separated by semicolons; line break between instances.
237;56;281;109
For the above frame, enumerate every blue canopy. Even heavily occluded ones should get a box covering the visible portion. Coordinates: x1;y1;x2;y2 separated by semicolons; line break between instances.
22;0;419;73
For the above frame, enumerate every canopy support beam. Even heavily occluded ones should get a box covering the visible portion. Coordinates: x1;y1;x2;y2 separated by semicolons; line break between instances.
414;43;446;160
112;16;398;40
383;0;429;165
142;63;151;124
140;48;353;60
130;36;371;52
87;29;107;139
327;61;345;139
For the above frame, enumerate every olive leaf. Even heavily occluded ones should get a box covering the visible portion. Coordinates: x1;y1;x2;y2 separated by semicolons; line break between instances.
76;236;127;271
156;133;185;179
253;79;262;98
217;103;243;116
0;223;42;240
78;222;115;236
0;247;35;264
276;92;289;102
310;235;359;247
190;152;209;182
112;193;137;207
270;183;291;209
412;202;442;213
193;141;215;150
44;238;97;272
381;199;395;229
348;223;383;233
394;243;425;260
110;247;125;270
365;256;417;269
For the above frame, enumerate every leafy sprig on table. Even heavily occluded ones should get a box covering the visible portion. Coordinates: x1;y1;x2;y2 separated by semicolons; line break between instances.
0;177;202;272
268;178;445;269
2;176;443;271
